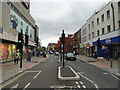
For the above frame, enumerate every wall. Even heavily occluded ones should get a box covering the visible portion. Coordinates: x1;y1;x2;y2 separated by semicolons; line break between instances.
95;2;119;37
0;1;2;27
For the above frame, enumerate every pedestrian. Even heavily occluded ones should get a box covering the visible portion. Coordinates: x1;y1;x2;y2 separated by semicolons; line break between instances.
106;49;110;61
13;52;18;65
16;51;20;61
27;52;31;62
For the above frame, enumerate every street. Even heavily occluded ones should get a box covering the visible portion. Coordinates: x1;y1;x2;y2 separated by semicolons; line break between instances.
2;55;120;89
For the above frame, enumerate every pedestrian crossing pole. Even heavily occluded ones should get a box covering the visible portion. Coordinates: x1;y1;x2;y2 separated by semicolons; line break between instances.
62;30;65;68
18;30;23;68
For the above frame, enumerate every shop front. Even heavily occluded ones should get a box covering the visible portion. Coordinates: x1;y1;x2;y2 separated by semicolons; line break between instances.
93;36;120;60
80;44;85;55
85;43;91;57
0;44;16;62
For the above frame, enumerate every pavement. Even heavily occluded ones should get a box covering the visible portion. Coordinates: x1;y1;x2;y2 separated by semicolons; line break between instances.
76;55;120;77
0;56;46;84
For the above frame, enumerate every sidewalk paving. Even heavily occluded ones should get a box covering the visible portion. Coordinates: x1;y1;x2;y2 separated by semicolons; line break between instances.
0;56;45;84
76;55;120;77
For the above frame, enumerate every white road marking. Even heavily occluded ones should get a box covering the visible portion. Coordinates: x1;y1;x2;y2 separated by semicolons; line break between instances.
24;83;30;89
11;84;19;88
25;71;40;72
82;85;86;88
76;82;79;85
95;84;99;89
78;72;94;83
77;85;81;88
34;71;41;79
103;72;110;74
58;66;80;80
111;74;120;80
80;81;83;84
77;72;99;90
78;72;84;74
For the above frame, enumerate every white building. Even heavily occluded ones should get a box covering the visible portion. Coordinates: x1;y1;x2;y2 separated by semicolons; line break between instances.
80;0;120;59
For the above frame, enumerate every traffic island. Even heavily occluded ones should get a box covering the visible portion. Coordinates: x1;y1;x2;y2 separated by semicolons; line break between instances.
58;66;80;80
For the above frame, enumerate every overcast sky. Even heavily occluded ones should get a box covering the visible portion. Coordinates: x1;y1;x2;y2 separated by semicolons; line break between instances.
30;0;111;47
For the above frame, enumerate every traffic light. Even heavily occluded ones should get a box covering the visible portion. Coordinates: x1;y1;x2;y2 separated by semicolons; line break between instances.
18;32;23;44
25;35;29;45
18;33;22;43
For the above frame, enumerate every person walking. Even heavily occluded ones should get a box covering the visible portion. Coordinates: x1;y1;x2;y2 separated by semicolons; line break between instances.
27;52;31;62
13;52;18;65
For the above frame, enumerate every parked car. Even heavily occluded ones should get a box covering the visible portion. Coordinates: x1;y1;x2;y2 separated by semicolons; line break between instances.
66;53;76;61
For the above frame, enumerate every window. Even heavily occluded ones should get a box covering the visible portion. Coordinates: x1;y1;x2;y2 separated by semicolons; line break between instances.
88;24;90;29
101;14;104;22
107;25;111;33
97;18;99;25
89;34;90;40
118;1;120;12
102;28;105;34
97;30;100;36
92;32;94;38
107;10;110;20
92;21;94;28
119;20;120;29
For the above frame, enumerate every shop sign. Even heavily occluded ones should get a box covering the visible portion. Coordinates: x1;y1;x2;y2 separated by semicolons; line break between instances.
105;38;111;44
80;44;85;47
86;43;91;47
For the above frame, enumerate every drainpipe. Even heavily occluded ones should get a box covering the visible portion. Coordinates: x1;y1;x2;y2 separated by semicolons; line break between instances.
111;3;115;31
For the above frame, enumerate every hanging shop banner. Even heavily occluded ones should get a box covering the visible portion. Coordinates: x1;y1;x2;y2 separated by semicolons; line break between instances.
10;9;34;38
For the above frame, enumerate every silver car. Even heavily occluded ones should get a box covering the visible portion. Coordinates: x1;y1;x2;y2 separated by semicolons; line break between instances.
66;53;76;61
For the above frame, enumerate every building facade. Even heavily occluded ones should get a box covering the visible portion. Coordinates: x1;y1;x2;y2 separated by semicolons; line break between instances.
54;35;73;54
0;1;38;62
75;0;120;60
72;29;81;55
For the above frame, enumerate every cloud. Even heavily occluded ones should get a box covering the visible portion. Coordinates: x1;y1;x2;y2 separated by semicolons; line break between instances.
30;1;111;47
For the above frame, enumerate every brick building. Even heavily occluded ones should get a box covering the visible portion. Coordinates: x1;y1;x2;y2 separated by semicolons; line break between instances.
54;35;73;53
